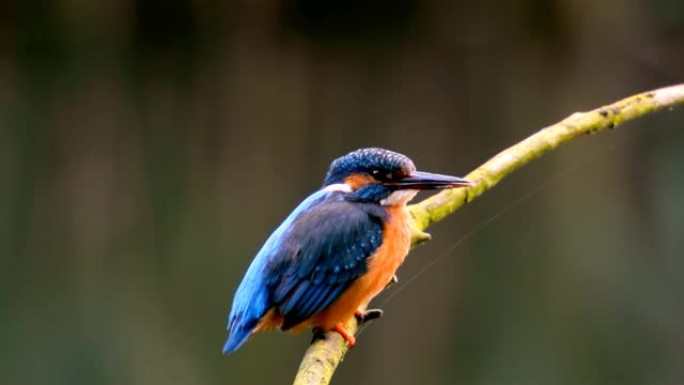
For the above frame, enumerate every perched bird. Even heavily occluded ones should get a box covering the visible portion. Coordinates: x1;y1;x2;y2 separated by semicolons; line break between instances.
223;148;472;353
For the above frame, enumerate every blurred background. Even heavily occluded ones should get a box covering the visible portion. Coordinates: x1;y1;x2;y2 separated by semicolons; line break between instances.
1;0;684;384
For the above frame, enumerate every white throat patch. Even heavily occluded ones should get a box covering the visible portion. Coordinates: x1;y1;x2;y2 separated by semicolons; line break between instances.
323;183;353;193
380;189;419;206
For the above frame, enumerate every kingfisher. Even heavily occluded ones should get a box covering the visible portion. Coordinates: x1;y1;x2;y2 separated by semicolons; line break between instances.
223;147;473;353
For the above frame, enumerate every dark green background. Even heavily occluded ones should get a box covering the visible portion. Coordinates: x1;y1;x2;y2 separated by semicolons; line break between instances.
2;1;684;384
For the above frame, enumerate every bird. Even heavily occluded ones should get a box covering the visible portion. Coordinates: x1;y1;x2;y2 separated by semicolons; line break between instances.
223;147;473;354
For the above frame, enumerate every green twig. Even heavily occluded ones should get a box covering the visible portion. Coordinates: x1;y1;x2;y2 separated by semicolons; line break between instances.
292;84;684;385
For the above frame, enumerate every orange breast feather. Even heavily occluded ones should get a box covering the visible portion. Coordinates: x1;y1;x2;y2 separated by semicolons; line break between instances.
310;205;412;330
255;206;412;333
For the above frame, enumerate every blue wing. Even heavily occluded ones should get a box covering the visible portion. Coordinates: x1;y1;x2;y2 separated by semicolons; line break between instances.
223;189;385;354
267;200;385;330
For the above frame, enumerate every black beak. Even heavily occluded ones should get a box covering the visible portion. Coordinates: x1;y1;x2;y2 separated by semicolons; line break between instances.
386;171;474;190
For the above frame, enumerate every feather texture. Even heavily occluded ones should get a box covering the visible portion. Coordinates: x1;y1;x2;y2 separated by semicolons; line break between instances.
269;200;385;329
223;188;385;353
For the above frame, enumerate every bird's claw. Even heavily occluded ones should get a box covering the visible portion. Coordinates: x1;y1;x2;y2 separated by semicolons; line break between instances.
334;324;356;348
354;308;384;324
311;327;326;343
311;325;357;348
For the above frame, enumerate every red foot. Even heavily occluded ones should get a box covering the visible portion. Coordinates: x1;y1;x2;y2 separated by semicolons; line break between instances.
354;310;364;319
333;324;356;348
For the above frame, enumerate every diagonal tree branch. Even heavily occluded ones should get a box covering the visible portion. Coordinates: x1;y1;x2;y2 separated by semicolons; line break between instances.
292;84;684;385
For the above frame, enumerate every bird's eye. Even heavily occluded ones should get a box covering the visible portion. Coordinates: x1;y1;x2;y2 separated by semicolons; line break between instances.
371;170;380;176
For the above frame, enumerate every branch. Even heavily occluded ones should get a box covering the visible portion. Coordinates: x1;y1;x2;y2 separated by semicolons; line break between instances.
292;84;684;385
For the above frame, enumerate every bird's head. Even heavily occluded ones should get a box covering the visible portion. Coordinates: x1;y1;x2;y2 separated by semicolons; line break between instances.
323;148;473;206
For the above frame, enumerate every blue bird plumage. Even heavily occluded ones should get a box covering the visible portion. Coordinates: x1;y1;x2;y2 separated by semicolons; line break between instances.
223;186;386;353
223;188;333;353
223;148;473;354
270;200;385;330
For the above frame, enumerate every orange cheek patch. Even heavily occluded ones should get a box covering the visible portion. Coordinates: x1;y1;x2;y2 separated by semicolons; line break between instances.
344;174;377;189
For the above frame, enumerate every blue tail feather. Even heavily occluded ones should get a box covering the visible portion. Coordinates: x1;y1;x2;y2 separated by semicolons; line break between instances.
223;274;270;354
223;316;256;354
